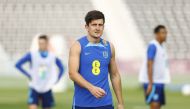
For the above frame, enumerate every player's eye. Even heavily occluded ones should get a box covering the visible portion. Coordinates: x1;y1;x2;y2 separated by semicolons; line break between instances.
98;24;103;26
91;24;97;26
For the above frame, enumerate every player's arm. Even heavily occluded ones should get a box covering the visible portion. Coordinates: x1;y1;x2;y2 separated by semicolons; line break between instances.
146;44;156;95
15;52;31;79
68;41;105;98
55;58;64;82
109;43;124;109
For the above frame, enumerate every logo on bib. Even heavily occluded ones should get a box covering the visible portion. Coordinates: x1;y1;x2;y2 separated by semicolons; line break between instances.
38;64;48;80
103;51;108;58
92;60;101;76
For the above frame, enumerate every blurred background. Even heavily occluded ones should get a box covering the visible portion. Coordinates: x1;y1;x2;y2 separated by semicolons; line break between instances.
0;0;190;108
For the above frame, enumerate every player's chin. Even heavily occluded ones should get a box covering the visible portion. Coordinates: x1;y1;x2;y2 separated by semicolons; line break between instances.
94;34;102;38
92;35;101;39
163;38;167;42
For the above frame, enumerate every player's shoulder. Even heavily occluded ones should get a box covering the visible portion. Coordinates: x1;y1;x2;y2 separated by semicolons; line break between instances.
71;40;81;48
30;51;38;54
100;38;112;46
70;40;81;54
20;51;32;61
149;40;156;44
102;39;115;54
24;51;32;57
48;51;56;57
102;38;109;46
148;40;157;47
30;51;39;57
77;36;86;43
76;36;89;47
26;51;31;55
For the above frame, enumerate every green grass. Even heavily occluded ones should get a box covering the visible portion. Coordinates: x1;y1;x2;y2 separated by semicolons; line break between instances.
0;87;190;109
0;76;189;109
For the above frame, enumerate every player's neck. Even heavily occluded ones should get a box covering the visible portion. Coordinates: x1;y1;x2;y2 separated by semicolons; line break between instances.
156;37;163;45
86;35;101;43
39;49;48;52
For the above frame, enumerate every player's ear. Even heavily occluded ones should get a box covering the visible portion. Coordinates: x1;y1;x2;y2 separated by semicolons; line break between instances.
85;24;89;30
85;24;88;27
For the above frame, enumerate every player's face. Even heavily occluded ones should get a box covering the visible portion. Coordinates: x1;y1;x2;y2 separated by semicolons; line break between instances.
85;19;104;39
39;39;48;51
158;28;167;42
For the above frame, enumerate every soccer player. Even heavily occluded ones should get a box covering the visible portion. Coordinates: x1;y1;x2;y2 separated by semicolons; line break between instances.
139;25;171;109
15;35;64;109
68;10;124;109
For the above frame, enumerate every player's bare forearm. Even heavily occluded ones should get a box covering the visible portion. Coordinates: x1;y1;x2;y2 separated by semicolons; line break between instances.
110;72;124;105
109;43;124;106
69;71;93;90
147;60;153;84
69;71;106;98
146;60;154;95
109;59;124;105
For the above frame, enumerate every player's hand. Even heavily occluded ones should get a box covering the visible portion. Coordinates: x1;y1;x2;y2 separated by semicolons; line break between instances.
117;104;125;109
146;84;152;95
89;85;106;99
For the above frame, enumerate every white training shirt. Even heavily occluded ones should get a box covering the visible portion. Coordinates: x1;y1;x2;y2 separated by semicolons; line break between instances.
29;51;58;93
139;40;171;84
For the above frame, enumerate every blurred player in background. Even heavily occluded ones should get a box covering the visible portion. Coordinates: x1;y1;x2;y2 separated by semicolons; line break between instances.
139;25;171;109
69;10;124;109
15;35;64;109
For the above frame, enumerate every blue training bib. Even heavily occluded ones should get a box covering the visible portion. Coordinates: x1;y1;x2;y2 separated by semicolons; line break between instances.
73;36;113;107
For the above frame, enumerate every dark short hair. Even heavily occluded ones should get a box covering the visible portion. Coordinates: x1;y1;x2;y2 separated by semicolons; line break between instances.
85;10;105;25
154;25;166;34
39;34;48;41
